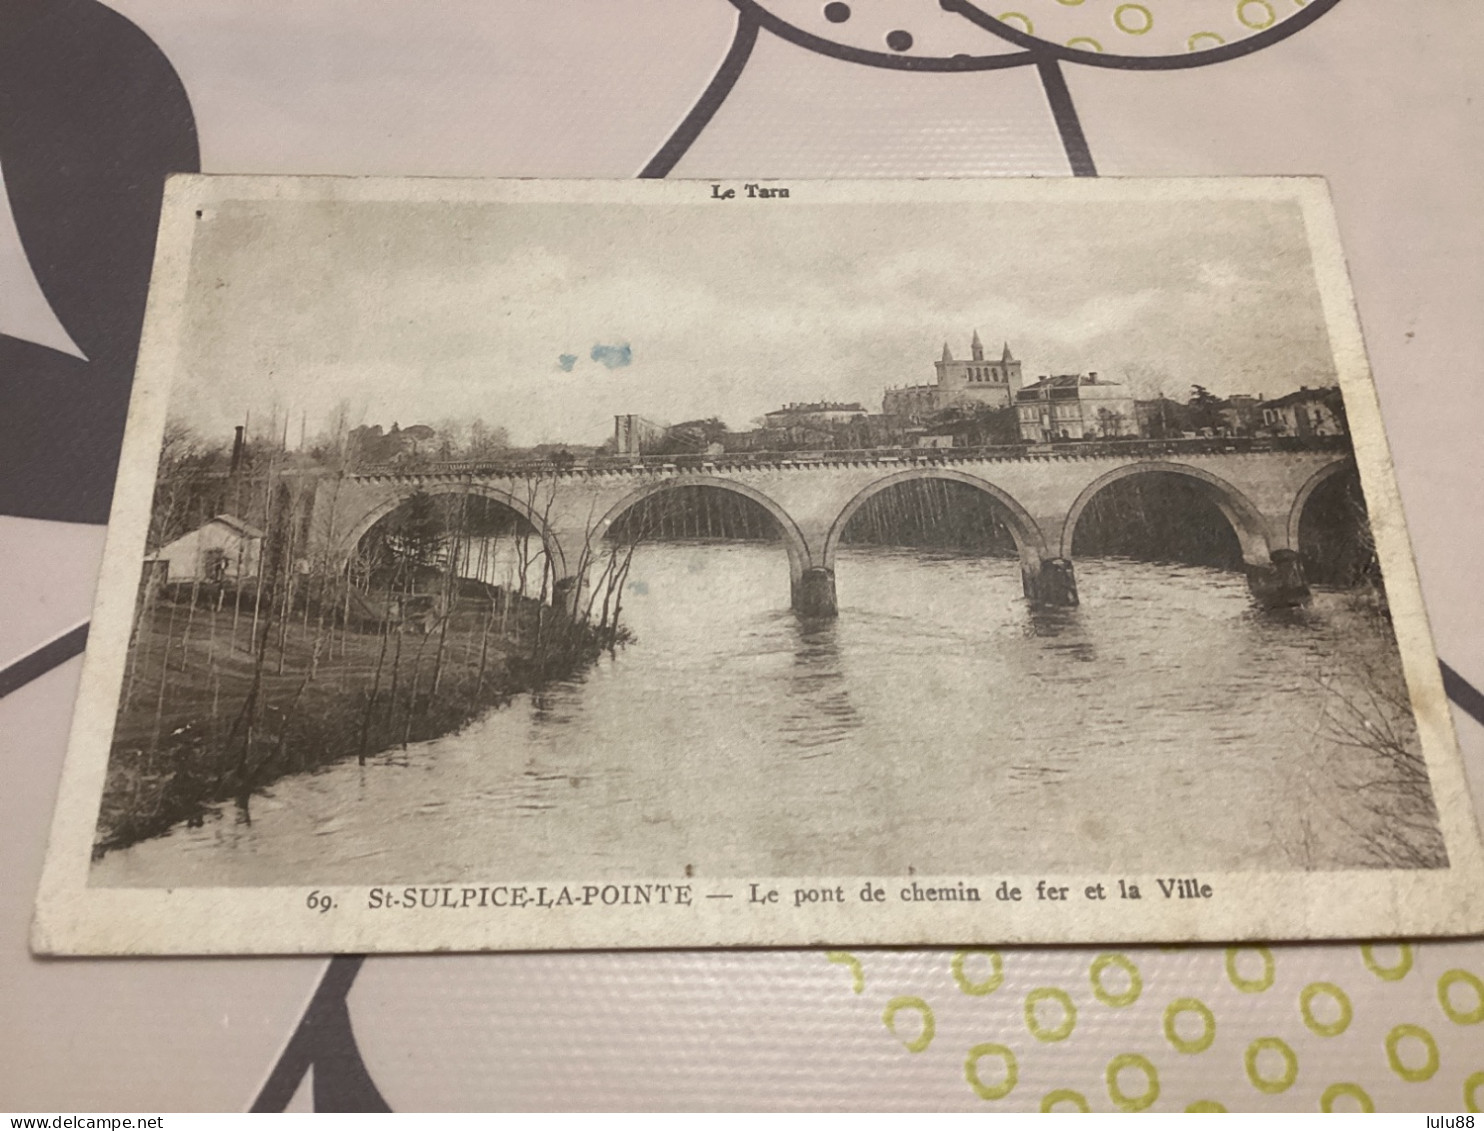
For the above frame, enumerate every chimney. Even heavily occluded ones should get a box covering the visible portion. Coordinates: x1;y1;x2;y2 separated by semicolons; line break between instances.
230;425;246;472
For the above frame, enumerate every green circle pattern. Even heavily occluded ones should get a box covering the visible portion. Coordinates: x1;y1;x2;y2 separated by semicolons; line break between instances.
1163;997;1216;1054
1090;953;1142;1007
952;949;1004;997
853;946;1482;1109
1106;1053;1160;1111
1385;1024;1439;1083
1225;946;1275;993
1245;1036;1299;1094
1466;1071;1484;1114
1362;943;1413;982
1041;1089;1090;1112
882;996;934;1054
965;1043;1018;1101
1438;969;1484;1025
1321;1083;1375;1113
1113;3;1153;35
1299;981;1353;1038
1237;0;1276;31
1025;987;1078;1043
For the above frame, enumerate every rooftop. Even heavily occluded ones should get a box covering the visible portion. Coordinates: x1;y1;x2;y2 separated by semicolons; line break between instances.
1015;373;1124;399
765;401;868;414
1261;385;1340;409
211;513;264;538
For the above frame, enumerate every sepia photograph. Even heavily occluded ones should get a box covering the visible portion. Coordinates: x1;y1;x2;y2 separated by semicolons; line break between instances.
33;176;1484;954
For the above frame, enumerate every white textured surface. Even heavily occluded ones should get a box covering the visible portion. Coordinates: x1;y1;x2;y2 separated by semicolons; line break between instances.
670;37;1069;178
345;939;1484;1111
0;518;104;667
3;0;1482;1111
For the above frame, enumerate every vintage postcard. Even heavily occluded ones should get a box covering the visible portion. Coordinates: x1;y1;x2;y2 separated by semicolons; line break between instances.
33;175;1484;954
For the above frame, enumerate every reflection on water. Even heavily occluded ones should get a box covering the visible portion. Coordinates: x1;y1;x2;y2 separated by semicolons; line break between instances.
93;542;1437;886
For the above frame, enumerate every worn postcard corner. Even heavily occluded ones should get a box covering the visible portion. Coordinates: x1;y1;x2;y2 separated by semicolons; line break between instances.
33;175;1484;956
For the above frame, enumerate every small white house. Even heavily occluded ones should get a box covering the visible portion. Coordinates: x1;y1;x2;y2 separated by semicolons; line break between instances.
148;514;263;583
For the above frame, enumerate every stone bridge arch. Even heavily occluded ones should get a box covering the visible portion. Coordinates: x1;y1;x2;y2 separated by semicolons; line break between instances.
1286;457;1357;553
593;476;818;610
1060;461;1273;566
1059;460;1312;606
821;467;1060;605
822;467;1049;570
336;481;569;580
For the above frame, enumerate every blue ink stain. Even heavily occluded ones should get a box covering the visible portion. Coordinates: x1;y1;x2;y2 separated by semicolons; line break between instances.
628;579;649;595
557;353;577;372
590;343;632;370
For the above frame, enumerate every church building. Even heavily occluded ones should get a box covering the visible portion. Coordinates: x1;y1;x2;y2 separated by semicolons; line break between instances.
883;332;1023;421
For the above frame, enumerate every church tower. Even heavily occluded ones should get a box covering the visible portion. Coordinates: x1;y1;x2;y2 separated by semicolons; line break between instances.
928;332;1018;406
992;341;1023;393
935;340;968;393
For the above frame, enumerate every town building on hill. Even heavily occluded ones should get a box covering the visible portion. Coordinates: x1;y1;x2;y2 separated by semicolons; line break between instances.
1259;386;1347;437
1134;396;1189;439
1220;394;1263;436
1015;373;1136;442
613;414;670;455
883;332;1023;421
723;423;839;452
760;402;869;429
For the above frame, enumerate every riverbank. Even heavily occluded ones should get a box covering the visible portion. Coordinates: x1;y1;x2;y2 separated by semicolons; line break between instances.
96;588;619;855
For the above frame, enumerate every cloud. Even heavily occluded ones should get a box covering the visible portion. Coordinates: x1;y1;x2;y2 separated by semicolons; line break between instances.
170;196;1336;446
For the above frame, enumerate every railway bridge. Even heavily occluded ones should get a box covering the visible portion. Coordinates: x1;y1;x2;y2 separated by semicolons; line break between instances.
301;443;1354;617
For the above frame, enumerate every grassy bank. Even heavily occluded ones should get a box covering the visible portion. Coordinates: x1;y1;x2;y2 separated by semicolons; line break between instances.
97;587;618;855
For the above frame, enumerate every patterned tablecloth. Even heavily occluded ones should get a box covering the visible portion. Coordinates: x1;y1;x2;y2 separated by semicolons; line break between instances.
2;0;1482;1111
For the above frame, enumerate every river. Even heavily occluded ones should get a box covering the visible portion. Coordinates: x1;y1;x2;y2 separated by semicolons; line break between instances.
92;542;1440;886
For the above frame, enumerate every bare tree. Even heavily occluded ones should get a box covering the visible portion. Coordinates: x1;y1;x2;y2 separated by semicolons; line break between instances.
1311;656;1447;869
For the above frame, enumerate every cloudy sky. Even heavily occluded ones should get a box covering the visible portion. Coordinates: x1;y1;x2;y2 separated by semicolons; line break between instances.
170;193;1338;448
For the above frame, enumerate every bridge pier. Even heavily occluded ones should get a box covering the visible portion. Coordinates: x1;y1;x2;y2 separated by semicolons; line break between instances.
552;575;581;617
1024;558;1079;607
792;566;838;618
1245;548;1310;608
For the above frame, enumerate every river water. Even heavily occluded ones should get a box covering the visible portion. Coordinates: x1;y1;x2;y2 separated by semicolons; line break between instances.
93;543;1437;886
